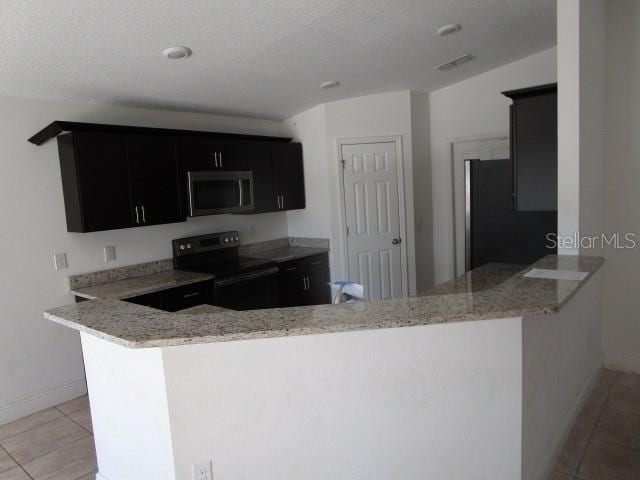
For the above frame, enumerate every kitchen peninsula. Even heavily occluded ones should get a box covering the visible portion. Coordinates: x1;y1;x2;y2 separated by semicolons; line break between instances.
45;255;603;480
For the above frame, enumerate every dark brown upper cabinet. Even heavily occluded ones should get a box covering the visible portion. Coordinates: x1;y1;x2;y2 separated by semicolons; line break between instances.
57;132;184;232
37;122;304;232
502;83;557;212
127;135;184;226
247;142;305;214
179;137;248;172
273;142;305;212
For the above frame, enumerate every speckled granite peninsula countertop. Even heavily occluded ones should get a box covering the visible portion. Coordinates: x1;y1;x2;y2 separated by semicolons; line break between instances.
71;270;214;300
45;255;603;349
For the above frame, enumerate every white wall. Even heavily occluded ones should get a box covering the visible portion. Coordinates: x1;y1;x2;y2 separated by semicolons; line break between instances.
522;271;603;480
557;2;581;253
557;0;607;254
285;91;418;295
603;0;640;373
163;319;522;480
429;48;557;284
82;334;175;480
284;104;330;239
0;95;287;424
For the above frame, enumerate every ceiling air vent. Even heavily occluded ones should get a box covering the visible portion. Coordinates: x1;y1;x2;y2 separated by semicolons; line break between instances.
436;54;474;71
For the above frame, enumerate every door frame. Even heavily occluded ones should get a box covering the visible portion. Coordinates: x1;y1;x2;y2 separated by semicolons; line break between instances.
449;134;509;277
336;136;409;298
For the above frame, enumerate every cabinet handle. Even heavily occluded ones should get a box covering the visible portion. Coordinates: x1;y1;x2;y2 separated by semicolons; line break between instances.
302;277;307;291
219;152;223;168
183;292;201;299
285;266;297;272
281;195;285;209
141;205;146;224
135;206;140;224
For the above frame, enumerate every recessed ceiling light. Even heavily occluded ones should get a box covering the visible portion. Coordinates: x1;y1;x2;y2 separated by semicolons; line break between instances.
162;46;192;60
435;54;474;71
321;81;340;90
437;23;462;36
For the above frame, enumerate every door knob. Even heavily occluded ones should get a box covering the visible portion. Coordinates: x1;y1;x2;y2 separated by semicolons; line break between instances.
392;238;401;245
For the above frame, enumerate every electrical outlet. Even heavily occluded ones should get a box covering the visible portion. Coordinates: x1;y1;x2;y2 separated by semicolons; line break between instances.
192;460;212;480
104;245;116;262
54;253;68;271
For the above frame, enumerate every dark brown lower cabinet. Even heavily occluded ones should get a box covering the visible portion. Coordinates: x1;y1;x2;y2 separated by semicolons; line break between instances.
278;253;331;307
125;280;213;312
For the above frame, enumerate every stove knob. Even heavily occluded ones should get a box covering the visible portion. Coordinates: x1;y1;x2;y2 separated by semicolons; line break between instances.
234;236;239;242
224;238;229;244
179;244;185;251
186;243;192;249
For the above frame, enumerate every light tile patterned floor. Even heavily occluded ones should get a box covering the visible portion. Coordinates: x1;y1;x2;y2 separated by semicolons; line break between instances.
552;369;640;479
0;370;638;479
0;396;96;480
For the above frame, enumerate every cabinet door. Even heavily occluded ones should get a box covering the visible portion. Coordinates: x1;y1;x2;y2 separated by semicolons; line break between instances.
125;291;165;310
214;139;247;171
128;135;184;226
273;143;305;211
507;88;557;211
307;268;331;305
247;142;278;213
163;281;212;312
180;137;217;171
279;264;308;307
75;132;134;232
180;137;247;172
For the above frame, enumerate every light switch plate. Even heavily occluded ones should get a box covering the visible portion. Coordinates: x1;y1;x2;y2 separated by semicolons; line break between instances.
54;253;68;271
104;245;116;262
192;460;212;480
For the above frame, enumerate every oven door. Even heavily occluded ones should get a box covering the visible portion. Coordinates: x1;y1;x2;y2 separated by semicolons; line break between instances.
214;267;279;310
187;171;253;216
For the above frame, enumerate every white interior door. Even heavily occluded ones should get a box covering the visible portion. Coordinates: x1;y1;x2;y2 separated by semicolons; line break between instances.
451;137;509;276
341;142;404;300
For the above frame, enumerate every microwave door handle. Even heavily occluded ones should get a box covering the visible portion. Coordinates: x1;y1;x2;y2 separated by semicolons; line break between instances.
238;179;244;207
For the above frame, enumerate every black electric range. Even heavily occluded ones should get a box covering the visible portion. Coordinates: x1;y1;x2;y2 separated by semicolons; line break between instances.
173;231;279;311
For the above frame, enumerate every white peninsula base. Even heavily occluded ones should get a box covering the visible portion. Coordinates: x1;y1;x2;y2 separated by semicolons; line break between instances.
82;271;602;480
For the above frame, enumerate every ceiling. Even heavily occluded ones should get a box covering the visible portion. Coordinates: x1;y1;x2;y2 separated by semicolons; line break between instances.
0;0;556;120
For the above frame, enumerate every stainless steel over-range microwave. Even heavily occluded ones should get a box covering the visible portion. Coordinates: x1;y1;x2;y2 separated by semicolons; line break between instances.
187;171;254;216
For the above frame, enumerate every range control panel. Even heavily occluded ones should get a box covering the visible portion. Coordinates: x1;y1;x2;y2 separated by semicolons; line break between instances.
172;231;240;257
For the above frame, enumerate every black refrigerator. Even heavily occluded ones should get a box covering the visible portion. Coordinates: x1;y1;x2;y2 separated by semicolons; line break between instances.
466;158;557;271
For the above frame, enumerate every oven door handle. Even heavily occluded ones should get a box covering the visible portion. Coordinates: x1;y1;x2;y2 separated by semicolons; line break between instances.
238;179;244;207
215;267;279;287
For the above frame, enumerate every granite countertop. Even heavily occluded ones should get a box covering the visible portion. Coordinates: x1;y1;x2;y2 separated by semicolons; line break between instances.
45;255;603;349
71;270;214;300
249;246;329;263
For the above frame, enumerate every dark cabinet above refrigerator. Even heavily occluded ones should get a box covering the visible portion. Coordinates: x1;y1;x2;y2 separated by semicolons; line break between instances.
502;83;557;212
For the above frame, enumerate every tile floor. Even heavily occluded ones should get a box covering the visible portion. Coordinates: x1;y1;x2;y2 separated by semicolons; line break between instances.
0;370;637;480
552;369;640;479
0;396;96;480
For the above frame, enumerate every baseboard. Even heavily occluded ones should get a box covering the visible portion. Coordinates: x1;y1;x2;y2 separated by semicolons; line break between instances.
531;362;602;480
0;379;87;426
604;352;640;374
